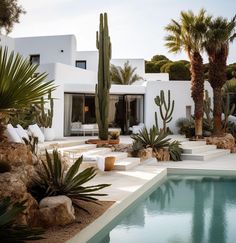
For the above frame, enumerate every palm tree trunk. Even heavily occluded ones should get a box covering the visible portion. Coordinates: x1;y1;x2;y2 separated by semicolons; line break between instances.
190;52;205;138
213;87;223;135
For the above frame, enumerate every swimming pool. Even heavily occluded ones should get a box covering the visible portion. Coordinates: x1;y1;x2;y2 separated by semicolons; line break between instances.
88;175;236;243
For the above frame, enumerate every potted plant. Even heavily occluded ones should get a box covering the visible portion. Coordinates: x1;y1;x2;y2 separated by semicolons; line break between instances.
36;91;55;141
109;130;120;144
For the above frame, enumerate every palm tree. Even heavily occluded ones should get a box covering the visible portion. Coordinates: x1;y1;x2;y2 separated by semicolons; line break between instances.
165;9;211;138
204;16;236;135
110;61;142;85
0;47;55;141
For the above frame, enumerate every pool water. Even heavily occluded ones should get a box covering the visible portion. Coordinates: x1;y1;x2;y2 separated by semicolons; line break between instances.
88;175;236;243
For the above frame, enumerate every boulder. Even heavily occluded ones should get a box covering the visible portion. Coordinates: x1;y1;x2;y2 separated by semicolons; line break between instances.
137;148;153;161
0;172;39;226
39;196;75;227
206;133;235;152
153;148;170;161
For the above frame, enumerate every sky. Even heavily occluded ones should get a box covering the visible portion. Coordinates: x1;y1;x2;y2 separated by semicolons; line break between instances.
11;0;236;63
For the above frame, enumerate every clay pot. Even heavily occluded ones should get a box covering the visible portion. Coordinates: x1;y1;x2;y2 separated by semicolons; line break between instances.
104;156;116;171
108;139;120;145
86;139;119;145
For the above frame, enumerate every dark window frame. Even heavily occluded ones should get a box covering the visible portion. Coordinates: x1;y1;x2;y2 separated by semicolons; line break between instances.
29;54;40;65
75;60;87;69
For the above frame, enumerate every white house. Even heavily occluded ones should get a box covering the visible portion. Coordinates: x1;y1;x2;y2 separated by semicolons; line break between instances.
0;34;213;139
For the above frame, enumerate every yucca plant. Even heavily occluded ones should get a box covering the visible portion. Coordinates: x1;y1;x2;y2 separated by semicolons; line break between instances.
131;126;170;150
0;197;44;242
29;150;110;211
168;141;183;161
22;136;39;156
0;47;55;141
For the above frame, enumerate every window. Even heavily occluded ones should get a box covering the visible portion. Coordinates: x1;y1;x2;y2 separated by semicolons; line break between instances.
75;60;86;69
30;55;40;65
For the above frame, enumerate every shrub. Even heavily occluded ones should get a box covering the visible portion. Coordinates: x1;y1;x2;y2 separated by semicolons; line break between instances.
131;126;170;150
161;62;191;80
29;150;110;211
168;141;183;161
176;118;195;138
0;197;44;242
151;54;169;62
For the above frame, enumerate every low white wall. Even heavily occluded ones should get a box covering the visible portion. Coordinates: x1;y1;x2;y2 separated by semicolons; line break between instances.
145;80;213;133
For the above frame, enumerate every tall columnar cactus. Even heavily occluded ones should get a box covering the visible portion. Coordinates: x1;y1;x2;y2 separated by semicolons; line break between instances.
154;90;175;133
222;93;235;131
36;90;54;128
203;90;213;131
95;13;112;140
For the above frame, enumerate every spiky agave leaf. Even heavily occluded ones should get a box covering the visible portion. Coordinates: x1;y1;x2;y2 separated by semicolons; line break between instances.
29;150;111;211
0;197;44;242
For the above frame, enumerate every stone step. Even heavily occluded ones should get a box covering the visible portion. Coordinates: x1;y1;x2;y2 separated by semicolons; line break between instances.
82;147;112;156
58;144;97;156
102;152;128;161
181;140;207;148
114;157;141;171
181;149;230;161
182;145;217;154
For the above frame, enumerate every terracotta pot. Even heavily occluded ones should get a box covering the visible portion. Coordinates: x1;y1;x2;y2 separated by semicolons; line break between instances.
104;156;116;171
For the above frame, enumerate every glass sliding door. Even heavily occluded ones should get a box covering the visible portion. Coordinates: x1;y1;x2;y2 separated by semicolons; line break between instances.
84;95;96;123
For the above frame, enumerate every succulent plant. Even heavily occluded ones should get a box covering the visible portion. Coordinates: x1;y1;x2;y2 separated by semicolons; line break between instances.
29;150;111;211
168;141;183;161
0;197;44;242
22;136;39;156
109;130;120;140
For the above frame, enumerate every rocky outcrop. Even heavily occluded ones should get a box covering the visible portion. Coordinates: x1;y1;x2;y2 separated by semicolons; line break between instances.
134;148;153;161
0;143;39;226
153;148;170;161
39;196;75;227
206;133;235;153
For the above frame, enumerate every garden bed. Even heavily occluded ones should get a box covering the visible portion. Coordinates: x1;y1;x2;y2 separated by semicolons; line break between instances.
30;200;114;243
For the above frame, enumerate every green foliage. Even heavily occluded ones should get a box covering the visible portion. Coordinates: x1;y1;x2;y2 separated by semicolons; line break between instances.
0;197;44;242
0;161;11;173
131;126;170;150
0;0;25;34
168;141;183;161
176;118;195;138
109;130;120;140
226;121;236;142
95;13;112;140
151;54;169;62
111;61;142;85
8;105;39;129
29;150;110;211
145;60;170;73
223;79;236;94
22;136;38;156
132;140;144;152
203;90;213;132
161;62;191;80
222;93;235;131
154;90;175;133
36;90;54;128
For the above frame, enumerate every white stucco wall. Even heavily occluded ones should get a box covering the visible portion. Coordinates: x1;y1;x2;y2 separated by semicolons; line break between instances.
144;73;169;81
76;51;98;72
145;80;213;133
15;35;77;66
0;35;15;52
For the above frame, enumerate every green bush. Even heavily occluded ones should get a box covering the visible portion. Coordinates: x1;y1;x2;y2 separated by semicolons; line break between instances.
151;54;169;62
161;62;191;80
168;141;183;161
145;60;170;73
29;150;110;211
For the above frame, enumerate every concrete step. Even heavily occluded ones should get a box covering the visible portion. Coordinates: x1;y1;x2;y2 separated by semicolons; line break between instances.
182;145;217;154
102;152;128;161
114;157;141;171
82;147;112;155
181;140;207;148
59;144;97;156
181;149;230;161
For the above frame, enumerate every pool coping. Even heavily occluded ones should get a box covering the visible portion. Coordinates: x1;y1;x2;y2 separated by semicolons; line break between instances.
67;167;236;243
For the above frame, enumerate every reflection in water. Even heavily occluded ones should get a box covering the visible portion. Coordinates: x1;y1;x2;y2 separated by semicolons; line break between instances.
89;176;236;243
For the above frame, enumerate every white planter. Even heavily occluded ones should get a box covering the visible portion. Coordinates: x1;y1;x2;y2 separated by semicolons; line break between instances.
44;128;55;141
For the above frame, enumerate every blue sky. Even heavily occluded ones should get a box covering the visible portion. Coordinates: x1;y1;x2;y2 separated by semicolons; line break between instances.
13;0;236;63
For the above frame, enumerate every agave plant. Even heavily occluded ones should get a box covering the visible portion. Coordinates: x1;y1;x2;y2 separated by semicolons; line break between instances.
0;47;55;141
131;126;170;150
168;141;183;161
0;197;44;242
29;150;110;210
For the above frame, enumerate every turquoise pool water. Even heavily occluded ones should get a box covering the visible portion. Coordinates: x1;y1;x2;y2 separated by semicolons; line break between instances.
88;175;236;243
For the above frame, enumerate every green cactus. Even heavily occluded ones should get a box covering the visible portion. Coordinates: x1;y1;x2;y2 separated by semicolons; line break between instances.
203;90;213;132
154;90;175;133
36;90;54;128
95;13;112;140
